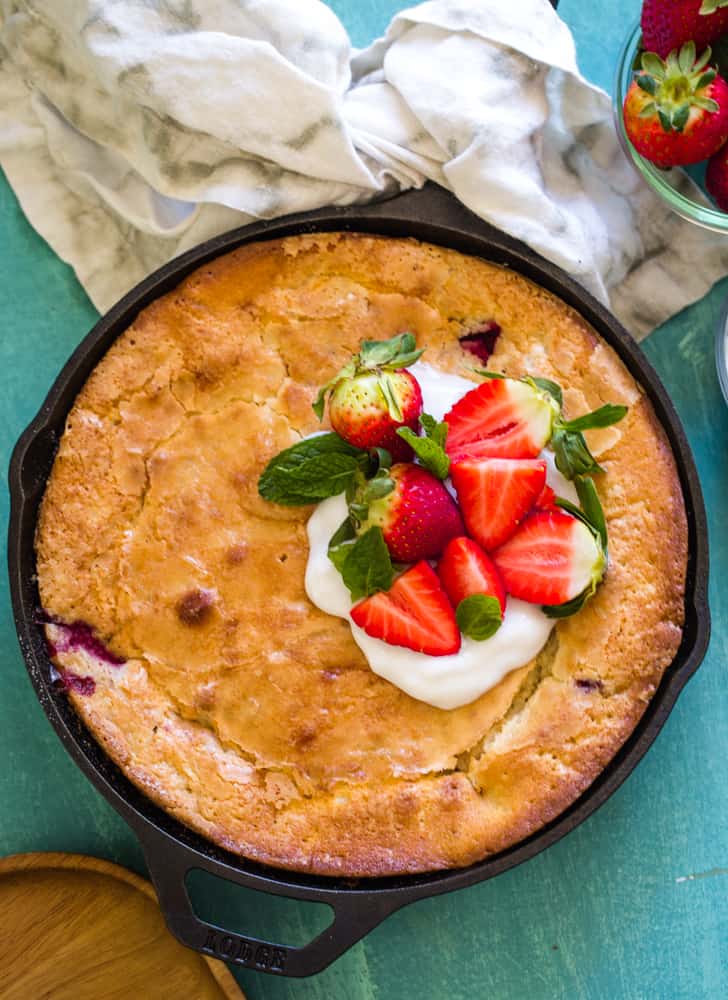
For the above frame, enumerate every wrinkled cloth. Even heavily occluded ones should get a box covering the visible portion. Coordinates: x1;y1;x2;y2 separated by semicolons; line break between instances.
0;0;726;338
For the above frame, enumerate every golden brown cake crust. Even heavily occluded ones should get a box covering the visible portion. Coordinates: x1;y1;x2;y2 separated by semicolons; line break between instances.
36;233;687;876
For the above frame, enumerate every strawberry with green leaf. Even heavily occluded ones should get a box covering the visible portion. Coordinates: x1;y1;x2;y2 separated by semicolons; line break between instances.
355;463;464;564
445;372;627;480
623;42;728;167
444;375;558;462
313;332;424;462
642;0;728;59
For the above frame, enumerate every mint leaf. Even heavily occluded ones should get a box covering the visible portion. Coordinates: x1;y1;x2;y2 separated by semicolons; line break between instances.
555;475;607;546
456;595;502;640
543;588;593;619
551;427;603;480
328;517;357;573
575;476;608;550
341;526;394;601
397;412;450;479
551;402;627;480
530;376;563;407
258;434;367;505
397;427;450;479
419;413;448;448
561;404;627;433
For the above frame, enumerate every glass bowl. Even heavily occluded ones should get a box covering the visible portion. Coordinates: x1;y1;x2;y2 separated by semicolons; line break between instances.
716;296;728;405
614;21;728;233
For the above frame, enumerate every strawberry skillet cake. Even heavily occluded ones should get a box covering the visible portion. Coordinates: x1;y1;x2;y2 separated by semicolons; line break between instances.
35;233;687;876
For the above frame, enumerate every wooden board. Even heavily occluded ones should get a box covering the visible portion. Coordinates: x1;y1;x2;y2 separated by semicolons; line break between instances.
0;853;244;1000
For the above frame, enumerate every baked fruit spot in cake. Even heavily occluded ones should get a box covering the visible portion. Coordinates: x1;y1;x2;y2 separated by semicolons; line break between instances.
34;233;688;876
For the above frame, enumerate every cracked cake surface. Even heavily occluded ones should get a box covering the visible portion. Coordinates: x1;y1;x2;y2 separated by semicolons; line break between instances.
35;233;688;875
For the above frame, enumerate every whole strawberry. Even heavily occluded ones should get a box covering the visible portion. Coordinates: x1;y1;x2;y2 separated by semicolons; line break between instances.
642;0;728;59
361;463;464;562
623;43;728;166
706;140;728;208
313;332;424;462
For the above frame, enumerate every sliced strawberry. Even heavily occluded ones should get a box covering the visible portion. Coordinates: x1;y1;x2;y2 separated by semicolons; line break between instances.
350;561;461;656
534;483;557;511
445;378;556;460
492;510;605;607
449;457;547;551
438;537;506;615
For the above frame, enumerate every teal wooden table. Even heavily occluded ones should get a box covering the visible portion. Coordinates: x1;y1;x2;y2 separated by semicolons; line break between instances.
1;3;726;997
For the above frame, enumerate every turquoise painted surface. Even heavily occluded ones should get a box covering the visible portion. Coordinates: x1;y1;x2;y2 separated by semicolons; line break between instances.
0;2;726;998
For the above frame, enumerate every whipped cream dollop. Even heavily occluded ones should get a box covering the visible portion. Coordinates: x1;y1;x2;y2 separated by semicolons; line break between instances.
304;362;577;711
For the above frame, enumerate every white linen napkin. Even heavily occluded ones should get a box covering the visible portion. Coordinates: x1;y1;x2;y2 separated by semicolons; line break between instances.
0;0;726;339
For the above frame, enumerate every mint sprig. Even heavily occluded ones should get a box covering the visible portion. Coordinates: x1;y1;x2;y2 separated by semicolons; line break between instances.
528;376;563;407
396;412;450;479
456;594;502;640
327;516;358;573
338;526;394;601
560;404;628;434
258;433;368;506
551;399;627;480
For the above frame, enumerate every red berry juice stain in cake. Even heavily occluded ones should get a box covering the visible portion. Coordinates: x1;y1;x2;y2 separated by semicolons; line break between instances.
61;621;125;665
575;678;603;692
59;671;96;696
458;321;501;364
37;610;124;696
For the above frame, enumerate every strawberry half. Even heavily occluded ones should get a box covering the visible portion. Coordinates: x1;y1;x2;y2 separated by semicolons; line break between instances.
444;377;556;461
534;483;557;511
492;509;605;609
449;457;547;551
438;537;506;615
350;561;461;656
363;463;464;562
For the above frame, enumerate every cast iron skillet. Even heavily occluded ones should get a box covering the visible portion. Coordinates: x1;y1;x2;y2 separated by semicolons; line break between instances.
8;184;710;978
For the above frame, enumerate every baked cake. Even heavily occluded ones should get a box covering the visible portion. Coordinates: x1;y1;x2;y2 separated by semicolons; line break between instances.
35;233;687;876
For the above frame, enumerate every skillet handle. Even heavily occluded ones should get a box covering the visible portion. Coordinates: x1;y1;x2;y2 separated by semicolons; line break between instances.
138;826;403;978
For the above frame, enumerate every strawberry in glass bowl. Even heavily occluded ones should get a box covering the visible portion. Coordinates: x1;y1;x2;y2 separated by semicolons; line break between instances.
615;3;728;229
